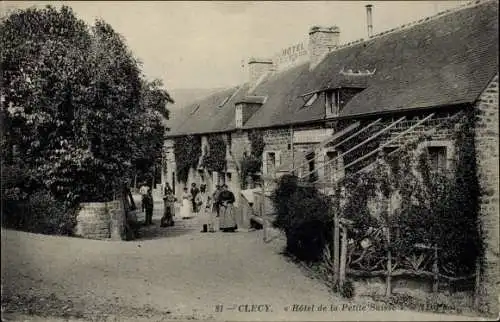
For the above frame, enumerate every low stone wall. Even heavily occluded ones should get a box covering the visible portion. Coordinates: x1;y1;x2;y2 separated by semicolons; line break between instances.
74;200;125;240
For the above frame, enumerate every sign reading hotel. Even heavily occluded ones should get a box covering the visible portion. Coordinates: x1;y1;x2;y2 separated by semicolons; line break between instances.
273;41;308;71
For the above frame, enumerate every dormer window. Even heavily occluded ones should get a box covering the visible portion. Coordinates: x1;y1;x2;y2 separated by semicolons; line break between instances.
218;96;230;108
190;104;200;115
326;90;340;116
303;93;318;108
235;104;243;128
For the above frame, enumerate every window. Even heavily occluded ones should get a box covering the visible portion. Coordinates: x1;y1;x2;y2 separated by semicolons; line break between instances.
235;105;243;128
263;151;280;176
218;96;230;108
428;146;447;172
303;93;318;108
190;104;200;115
326;91;340;116
226;172;232;183
268;152;276;173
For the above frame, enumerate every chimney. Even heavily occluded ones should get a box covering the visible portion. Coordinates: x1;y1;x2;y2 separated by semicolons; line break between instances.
308;26;340;70
248;58;274;84
366;4;373;38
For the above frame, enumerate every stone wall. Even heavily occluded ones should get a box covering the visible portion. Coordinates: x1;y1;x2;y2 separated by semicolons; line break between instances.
74;200;125;240
230;131;251;164
474;74;499;316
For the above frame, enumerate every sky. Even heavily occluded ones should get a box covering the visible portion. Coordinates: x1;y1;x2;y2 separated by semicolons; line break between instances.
3;1;469;91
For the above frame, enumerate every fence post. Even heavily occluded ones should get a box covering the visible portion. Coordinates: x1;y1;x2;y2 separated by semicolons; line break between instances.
332;183;341;287
261;182;268;242
339;225;348;286
385;226;392;297
433;244;439;293
333;209;340;286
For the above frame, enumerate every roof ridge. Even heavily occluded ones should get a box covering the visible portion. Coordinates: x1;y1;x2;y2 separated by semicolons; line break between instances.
330;0;492;53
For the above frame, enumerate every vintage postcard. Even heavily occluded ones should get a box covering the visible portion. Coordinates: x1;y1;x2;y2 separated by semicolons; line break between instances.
1;1;498;321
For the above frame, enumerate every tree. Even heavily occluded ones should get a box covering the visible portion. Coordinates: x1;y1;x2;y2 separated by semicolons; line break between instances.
131;78;174;186
1;5;173;233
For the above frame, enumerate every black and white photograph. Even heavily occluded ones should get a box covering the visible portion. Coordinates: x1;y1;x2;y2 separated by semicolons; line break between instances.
1;1;498;321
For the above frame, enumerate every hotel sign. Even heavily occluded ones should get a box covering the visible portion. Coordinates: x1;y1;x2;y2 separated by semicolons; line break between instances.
293;129;334;144
274;41;308;70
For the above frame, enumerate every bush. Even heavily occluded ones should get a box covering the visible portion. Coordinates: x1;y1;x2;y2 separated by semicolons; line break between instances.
3;189;79;235
271;174;334;262
340;280;355;299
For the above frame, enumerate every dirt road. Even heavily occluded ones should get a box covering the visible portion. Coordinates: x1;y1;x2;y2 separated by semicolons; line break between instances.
1;203;488;321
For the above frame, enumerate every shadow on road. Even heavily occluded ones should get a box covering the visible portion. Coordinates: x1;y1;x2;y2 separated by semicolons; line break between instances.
134;216;201;241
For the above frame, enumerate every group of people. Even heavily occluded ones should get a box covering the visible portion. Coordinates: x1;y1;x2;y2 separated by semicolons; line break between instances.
140;182;238;233
178;183;237;233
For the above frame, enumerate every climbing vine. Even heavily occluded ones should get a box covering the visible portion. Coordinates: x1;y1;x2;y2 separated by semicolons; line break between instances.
173;135;202;184
240;130;265;188
248;130;265;159
338;112;482;277
202;135;227;173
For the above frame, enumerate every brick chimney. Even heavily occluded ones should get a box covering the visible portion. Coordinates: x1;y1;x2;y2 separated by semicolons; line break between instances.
308;26;340;70
248;58;274;84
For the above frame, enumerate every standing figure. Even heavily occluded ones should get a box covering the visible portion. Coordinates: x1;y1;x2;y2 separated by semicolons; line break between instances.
143;188;154;225
190;183;200;213
219;184;237;232
139;182;149;211
210;185;223;232
180;187;192;219
161;185;176;227
198;184;211;232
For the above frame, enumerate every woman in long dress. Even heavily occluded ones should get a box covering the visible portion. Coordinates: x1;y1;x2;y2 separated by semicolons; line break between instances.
180;187;192;219
219;184;237;232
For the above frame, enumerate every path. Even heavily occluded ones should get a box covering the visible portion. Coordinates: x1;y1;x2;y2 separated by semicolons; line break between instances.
1;196;488;321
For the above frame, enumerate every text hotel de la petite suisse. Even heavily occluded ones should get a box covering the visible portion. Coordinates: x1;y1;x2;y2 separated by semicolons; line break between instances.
214;303;398;313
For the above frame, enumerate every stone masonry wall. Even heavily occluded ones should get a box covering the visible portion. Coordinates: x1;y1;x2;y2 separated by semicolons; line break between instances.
474;74;499;316
263;127;293;177
74;200;126;240
230;131;251;165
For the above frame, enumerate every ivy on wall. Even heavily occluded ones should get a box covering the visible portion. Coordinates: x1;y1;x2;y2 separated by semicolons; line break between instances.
173;135;202;184
202;135;226;173
339;112;482;277
249;130;265;159
240;130;265;188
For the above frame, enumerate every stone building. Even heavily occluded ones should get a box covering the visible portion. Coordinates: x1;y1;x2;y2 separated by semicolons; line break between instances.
165;0;498;313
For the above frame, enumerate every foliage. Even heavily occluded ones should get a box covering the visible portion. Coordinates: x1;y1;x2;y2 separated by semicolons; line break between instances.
338;115;482;276
0;6;172;234
131;79;173;186
340;279;355;299
173;135;201;184
2;163;78;235
248;130;265;159
240;153;261;188
271;174;334;262
202;135;227;173
240;130;265;188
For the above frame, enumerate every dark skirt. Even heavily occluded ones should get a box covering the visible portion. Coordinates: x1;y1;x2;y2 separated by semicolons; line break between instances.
219;204;237;231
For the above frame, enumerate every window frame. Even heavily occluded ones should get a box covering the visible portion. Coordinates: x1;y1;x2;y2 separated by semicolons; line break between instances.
303;93;318;108
325;90;340;116
262;150;281;176
235;104;243;128
416;140;455;174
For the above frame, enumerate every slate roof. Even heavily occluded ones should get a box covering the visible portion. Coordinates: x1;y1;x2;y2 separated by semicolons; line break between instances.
307;0;499;118
167;85;248;136
167;0;498;136
242;63;326;129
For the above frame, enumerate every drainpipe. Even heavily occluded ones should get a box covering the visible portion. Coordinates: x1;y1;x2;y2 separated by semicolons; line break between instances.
290;125;295;174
